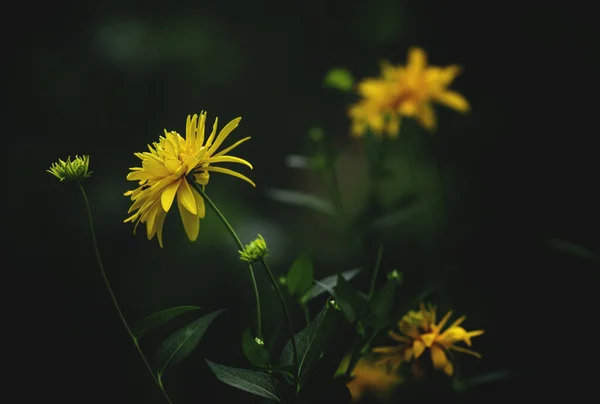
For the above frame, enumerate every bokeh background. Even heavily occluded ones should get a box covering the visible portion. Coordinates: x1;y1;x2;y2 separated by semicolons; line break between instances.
8;1;599;403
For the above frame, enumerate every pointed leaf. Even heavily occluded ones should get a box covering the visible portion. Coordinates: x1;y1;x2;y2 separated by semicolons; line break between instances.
242;328;270;368
287;254;314;298
206;360;280;402
334;275;369;323
253;365;297;379
132;305;201;339
279;301;344;389
265;189;335;215
307;268;362;300
365;280;397;330
156;309;225;375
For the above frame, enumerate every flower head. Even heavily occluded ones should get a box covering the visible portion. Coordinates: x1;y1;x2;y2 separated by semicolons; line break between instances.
239;234;268;263
373;303;483;377
348;47;470;137
47;155;92;182
338;356;402;402
124;112;254;247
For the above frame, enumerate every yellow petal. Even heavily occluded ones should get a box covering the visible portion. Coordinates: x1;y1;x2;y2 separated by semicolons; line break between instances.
434;90;470;113
443;361;454;376
449;345;482;358
164;158;182;174
193;171;210;185
160;180;180;212
372;346;403;354
142;158;170;177
388;331;410;343
206;117;241;156
177;195;200;242
416;102;436;131
145;201;161;239
193;188;206;218
212;136;251;158
412;340;426;358
155;208;167;248
421;333;436;348
203;155;253;169
407;47;427;75
430;345;448;370
176;179;197;215
385;114;401;138
204;166;256;187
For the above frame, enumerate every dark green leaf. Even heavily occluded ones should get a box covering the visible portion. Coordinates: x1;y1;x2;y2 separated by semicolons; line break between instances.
242;328;270;368
132;305;201;339
206;360;280;402
287;254;314;298
265;189;334;215
156;309;224;375
334;275;369;322
307;268;362;300
366;281;397;330
279;302;343;389
254;365;297;379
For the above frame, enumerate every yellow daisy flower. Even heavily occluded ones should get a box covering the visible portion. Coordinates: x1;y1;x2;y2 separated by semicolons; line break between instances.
348;47;470;137
124;112;254;247
344;357;402;403
373;303;483;377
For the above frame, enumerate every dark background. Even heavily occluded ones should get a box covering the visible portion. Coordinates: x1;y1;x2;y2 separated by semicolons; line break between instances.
7;1;599;403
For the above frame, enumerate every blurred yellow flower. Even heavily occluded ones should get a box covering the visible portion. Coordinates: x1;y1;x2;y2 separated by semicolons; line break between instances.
348;47;470;137
373;303;483;377
339;356;402;403
124;112;254;247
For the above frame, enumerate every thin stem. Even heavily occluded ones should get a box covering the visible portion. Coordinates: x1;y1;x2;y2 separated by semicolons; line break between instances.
259;258;299;388
188;180;263;340
78;183;173;404
368;245;384;298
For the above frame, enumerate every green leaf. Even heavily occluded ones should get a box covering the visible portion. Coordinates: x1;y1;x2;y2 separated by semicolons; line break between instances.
287;254;314;298
265;189;335;216
323;68;354;92
156;309;225;375
279;302;343;389
206;360;280;402
254;365;297;379
366;280;397;330
242;328;270;368
132;305;201;339
546;238;600;265
307;268;362;300
334;275;369;323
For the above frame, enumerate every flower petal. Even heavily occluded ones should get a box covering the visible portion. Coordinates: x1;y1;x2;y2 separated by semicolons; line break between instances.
206;117;241;156
430;345;448;370
204;166;256;187
176;179;197;215
434;90;470;113
177;195;200;242
412;340;426;358
161;180;180;212
416;102;436;131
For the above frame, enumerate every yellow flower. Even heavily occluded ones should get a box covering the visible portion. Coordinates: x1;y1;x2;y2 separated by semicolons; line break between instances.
373;303;483;377
124;112;254;247
348;47;470;137
47;155;92;182
340;356;402;403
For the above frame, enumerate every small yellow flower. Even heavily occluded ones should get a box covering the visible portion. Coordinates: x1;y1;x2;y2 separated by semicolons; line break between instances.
348;47;470;137
124;112;254;247
47;155;92;182
239;234;268;263
373;303;483;377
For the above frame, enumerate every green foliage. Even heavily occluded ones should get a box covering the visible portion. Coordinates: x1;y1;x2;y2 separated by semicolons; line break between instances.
265;189;335;216
365;277;399;330
286;253;314;298
156;309;225;375
279;301;345;390
132;305;201;339
307;268;362;300
242;328;270;368
206;360;280;402
333;275;369;323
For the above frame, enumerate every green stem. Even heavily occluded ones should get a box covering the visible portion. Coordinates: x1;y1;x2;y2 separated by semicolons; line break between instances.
259;257;299;382
78;183;173;404
315;136;345;222
368;245;384;298
188;180;263;340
